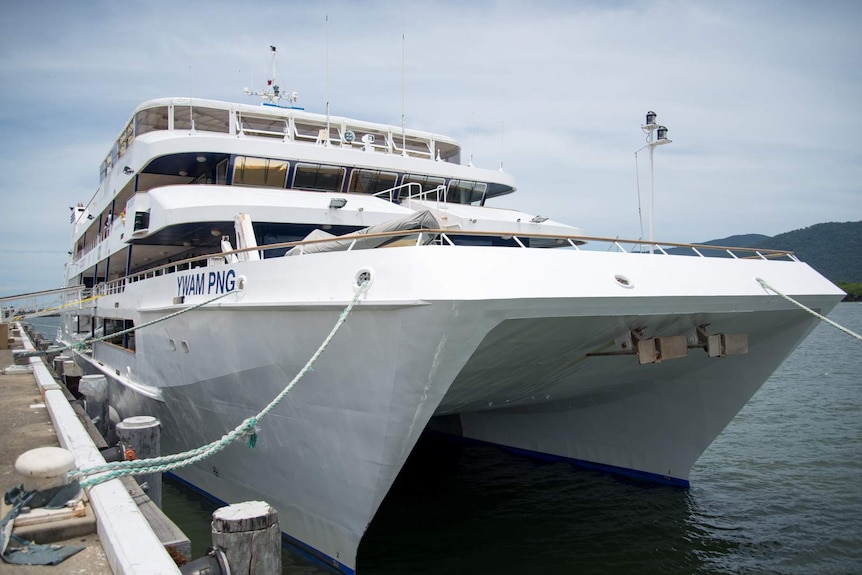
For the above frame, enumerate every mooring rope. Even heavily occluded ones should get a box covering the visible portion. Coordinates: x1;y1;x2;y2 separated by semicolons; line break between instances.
18;290;237;359
756;277;862;342
69;279;370;488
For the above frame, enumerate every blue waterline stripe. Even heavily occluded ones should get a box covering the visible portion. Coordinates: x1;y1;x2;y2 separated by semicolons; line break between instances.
426;431;691;488
165;472;354;575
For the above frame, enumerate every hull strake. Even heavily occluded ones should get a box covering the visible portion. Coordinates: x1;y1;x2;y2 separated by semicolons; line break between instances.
69;246;842;571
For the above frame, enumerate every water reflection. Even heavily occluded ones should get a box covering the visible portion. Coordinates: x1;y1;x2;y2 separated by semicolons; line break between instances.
359;434;717;574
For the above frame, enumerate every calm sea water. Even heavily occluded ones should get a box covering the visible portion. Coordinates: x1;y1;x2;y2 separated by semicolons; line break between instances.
31;304;862;574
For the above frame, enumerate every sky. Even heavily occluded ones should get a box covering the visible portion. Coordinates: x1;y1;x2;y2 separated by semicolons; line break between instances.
1;0;860;295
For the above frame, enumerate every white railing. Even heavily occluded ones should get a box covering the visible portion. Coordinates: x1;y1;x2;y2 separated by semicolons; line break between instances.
0;285;90;322
373;183;448;209
77;228;797;308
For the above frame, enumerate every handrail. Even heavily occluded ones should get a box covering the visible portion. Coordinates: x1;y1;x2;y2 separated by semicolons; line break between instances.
406;184;447;203
85;228;798;302
0;285;86;305
1;285;90;323
372;183;448;208
373;181;421;203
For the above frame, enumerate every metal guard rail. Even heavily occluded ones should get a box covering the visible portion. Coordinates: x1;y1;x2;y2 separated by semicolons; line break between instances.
89;229;798;299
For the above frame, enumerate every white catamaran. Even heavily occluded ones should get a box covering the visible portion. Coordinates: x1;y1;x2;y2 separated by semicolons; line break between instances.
59;54;844;572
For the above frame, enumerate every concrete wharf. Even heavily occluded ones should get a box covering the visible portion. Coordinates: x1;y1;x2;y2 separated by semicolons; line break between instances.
0;324;184;574
1;348;110;573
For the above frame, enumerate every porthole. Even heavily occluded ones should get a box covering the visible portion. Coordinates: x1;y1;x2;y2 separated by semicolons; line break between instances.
615;274;634;289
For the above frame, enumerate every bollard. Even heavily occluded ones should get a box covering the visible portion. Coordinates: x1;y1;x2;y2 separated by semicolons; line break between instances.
62;360;83;398
116;416;162;508
15;446;78;493
211;501;281;575
0;322;8;350
80;375;109;438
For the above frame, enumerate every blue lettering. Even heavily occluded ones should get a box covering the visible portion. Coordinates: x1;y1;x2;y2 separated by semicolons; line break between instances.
194;273;205;295
176;269;236;297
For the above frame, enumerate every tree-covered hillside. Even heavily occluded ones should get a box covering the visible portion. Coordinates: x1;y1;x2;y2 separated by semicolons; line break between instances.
698;221;862;284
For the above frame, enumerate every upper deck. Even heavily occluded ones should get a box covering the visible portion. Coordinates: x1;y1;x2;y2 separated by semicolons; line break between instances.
68;97;520;284
76;97;516;244
101;97;465;183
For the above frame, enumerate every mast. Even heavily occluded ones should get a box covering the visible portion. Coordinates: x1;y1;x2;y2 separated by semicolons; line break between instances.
244;46;298;107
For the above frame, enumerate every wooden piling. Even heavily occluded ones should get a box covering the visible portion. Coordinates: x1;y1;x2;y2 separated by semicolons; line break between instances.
80;374;109;438
52;354;70;376
116;415;162;508
62;359;82;398
211;501;281;575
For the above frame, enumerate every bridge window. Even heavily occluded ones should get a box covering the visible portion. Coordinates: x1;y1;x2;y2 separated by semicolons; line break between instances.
175;107;230;133
118;121;134;158
233;156;289;188
348;169;398;195
239;114;286;138
135;107;169;135
447;180;486;205
403;174;445;200
293;163;345;192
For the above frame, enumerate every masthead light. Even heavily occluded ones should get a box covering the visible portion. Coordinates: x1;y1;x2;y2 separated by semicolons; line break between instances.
646;111;657;126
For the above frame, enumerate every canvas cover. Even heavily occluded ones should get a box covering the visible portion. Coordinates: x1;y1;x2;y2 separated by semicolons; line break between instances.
286;210;440;256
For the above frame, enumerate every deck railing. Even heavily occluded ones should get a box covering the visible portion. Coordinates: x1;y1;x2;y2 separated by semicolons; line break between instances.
85;229;798;303
372;183;448;208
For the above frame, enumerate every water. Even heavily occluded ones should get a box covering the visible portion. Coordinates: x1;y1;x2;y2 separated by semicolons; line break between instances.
31;306;862;573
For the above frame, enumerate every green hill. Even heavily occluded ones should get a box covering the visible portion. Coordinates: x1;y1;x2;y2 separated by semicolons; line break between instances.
698;221;862;284
688;221;862;300
693;233;771;248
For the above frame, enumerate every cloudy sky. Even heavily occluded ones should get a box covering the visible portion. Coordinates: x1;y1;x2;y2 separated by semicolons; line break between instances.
1;0;860;294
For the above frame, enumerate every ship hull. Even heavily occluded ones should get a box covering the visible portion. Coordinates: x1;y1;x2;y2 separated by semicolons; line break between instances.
64;245;843;572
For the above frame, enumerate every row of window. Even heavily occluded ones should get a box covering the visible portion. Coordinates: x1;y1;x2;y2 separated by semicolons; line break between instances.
102;104;458;182
230;156;487;204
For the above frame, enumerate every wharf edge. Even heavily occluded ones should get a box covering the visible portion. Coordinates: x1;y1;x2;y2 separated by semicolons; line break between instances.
1;322;182;575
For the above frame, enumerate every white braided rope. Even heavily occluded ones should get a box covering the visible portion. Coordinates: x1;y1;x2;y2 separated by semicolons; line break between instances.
756;278;861;341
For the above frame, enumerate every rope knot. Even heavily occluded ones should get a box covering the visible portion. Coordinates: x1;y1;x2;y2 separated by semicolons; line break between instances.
241;417;260;448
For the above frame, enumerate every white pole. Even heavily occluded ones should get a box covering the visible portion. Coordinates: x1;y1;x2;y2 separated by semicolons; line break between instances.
325;11;330;145
649;128;655;254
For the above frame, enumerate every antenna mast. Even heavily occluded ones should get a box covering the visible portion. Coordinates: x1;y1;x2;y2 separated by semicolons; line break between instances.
401;11;407;157
244;46;299;106
325;10;331;146
188;65;194;130
499;120;504;170
638;111;672;254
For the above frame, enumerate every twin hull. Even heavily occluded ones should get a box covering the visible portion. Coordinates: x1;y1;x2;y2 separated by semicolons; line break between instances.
75;246;842;572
